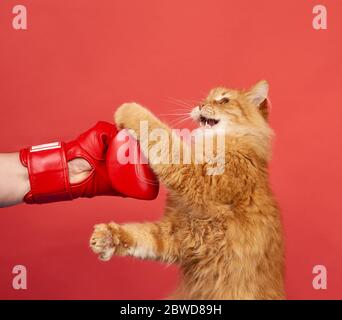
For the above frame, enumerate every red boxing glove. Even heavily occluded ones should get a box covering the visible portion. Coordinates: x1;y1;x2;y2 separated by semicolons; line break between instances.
20;121;159;204
106;129;159;200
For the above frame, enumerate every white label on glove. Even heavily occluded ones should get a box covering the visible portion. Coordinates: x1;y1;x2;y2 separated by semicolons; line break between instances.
30;142;61;152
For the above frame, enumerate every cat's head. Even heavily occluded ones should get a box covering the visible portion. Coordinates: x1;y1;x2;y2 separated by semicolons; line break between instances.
191;80;273;156
191;80;271;134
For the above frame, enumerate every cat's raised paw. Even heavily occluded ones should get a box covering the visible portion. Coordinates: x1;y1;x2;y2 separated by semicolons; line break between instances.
90;223;116;261
114;102;151;131
90;223;132;261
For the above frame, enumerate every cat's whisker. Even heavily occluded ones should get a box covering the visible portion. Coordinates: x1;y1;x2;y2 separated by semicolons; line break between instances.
167;110;193;115
168;116;188;125
161;102;193;113
165;97;194;110
168;117;188;127
168;108;193;112
169;115;192;128
177;99;200;106
160;113;191;116
168;106;193;113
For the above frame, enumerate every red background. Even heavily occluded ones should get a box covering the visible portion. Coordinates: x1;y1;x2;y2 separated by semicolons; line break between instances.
0;0;341;299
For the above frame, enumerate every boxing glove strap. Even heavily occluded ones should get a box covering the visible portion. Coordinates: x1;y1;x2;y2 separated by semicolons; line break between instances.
20;142;72;204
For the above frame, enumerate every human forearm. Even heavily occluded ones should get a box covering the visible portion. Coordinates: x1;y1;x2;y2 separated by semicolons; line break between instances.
0;152;30;207
0;153;91;208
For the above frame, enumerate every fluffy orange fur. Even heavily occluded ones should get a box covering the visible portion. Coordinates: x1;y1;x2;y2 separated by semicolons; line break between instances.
90;80;285;300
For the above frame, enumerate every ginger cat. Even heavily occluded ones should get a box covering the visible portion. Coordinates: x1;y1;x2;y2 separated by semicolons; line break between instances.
90;80;285;300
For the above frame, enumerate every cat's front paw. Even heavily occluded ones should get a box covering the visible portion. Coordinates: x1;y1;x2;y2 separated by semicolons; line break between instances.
114;102;153;132
90;223;133;261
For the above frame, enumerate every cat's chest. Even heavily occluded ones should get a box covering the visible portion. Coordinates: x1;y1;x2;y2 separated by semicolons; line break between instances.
170;211;228;248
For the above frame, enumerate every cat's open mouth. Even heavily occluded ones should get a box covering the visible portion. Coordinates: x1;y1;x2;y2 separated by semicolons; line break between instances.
199;115;220;127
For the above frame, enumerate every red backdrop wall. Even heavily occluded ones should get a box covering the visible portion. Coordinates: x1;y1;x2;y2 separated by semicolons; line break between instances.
0;0;341;299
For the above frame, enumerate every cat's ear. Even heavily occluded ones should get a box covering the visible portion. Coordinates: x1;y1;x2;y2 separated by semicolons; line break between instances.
247;80;270;120
247;80;269;106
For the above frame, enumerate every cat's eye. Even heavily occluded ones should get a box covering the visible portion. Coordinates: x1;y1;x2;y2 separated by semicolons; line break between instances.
218;97;230;104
